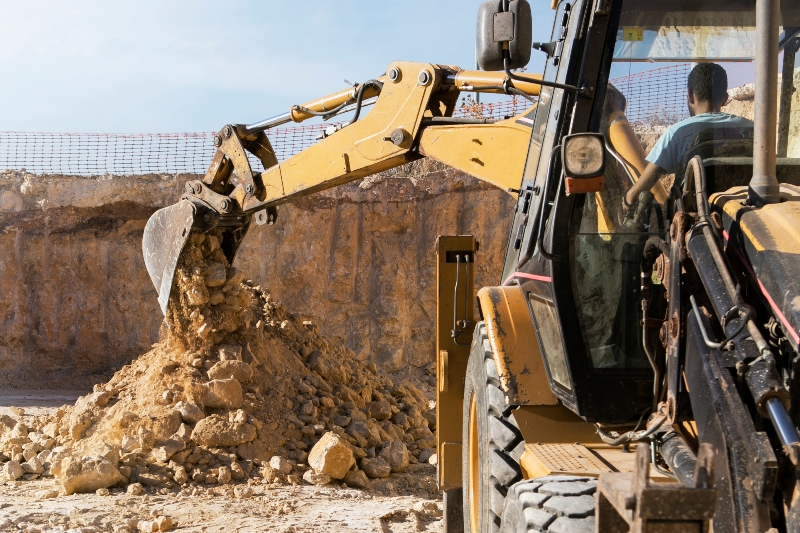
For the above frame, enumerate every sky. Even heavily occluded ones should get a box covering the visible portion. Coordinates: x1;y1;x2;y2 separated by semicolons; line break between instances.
0;1;557;133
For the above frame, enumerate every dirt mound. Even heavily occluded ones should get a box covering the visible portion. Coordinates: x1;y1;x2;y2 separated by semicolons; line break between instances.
0;229;438;497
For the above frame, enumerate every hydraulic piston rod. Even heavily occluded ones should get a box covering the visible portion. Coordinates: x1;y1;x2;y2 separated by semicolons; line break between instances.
750;0;782;204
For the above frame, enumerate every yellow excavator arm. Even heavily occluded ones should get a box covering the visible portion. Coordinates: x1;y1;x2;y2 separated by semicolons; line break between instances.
202;62;540;212
143;61;542;312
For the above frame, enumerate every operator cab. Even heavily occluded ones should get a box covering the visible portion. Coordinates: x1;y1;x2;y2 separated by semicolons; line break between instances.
496;0;800;423
572;1;800;378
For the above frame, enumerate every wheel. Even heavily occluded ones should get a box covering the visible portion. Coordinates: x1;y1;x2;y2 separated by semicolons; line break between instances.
463;322;526;533
499;476;597;533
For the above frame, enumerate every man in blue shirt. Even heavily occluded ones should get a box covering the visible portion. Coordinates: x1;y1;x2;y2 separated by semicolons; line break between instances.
623;63;754;207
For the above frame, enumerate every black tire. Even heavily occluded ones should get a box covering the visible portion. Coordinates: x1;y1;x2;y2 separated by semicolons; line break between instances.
463;322;525;533
499;476;597;533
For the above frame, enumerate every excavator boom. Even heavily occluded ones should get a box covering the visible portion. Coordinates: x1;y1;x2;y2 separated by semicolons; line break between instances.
143;62;542;314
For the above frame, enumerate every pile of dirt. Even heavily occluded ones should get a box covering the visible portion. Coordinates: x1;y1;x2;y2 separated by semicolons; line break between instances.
0;229;438;498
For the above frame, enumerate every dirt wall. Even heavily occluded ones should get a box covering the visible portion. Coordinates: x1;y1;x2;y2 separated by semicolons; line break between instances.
0;167;514;389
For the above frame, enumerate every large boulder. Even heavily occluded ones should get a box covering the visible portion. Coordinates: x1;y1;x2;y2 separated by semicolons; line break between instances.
53;455;125;495
191;415;256;447
202;379;243;409
308;432;355;480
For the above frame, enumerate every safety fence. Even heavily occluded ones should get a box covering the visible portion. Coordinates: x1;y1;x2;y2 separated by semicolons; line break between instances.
0;63;757;176
610;62;756;126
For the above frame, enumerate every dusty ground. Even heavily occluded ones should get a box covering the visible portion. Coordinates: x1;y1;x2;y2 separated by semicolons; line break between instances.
0;394;443;533
0;471;442;533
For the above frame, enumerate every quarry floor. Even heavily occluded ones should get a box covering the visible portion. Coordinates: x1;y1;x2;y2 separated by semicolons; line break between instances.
0;392;444;533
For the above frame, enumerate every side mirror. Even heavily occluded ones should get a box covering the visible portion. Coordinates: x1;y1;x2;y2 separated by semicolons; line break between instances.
562;134;606;194
476;0;532;71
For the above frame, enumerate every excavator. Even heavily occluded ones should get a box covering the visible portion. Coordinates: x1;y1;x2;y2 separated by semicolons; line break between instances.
143;0;800;531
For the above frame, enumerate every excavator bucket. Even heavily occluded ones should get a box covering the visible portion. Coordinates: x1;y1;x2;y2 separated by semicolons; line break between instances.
143;195;252;315
142;199;197;315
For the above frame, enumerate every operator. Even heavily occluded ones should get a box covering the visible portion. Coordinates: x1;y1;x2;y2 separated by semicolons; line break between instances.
623;62;753;207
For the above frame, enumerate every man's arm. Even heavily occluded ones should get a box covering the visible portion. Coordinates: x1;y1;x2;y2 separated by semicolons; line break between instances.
624;162;666;207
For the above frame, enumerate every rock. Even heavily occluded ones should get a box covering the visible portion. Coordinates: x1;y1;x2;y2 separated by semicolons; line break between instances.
342;469;372;490
202;379;243;409
0;415;16;433
96;487;110;496
138;520;159;533
185;286;209;307
138;472;171;487
360;457;391;479
191;415;256;447
233;485;253;499
173;466;188;485
55;455;125;495
207;361;253;382
428;453;438;466
217;466;232;484
391;412;409;428
175;401;205;424
34;489;60;499
379;441;409;473
308;432;355;480
302;469;331;486
3;460;23;481
10;407;24;417
151;439;186;464
21;457;45;475
367;400;392;421
345;420;372;448
413;501;443;517
156;516;174;532
418;447;435;462
217;345;243;361
75;441;121;465
269;456;293;475
22;443;40;462
127;482;144;495
308;351;349;383
260;465;278;482
287;473;302;485
121;435;143;453
205;261;227;287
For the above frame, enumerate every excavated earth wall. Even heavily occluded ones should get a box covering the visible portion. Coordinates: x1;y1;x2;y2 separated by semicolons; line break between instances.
0;167;514;389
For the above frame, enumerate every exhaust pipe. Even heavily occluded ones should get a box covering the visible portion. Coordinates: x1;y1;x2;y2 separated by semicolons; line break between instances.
749;0;782;205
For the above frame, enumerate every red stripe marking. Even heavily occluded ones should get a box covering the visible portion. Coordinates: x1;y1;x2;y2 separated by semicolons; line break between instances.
723;230;800;345
503;272;552;286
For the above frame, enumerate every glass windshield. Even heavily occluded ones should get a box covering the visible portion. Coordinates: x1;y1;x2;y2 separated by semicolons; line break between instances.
569;0;800;372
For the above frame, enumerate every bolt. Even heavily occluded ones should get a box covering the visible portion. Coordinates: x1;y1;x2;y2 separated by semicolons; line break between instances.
388;67;401;82
218;199;230;212
389;128;406;146
223;125;232;138
418;70;432;86
213;135;222;147
245;184;255;196
185;181;202;195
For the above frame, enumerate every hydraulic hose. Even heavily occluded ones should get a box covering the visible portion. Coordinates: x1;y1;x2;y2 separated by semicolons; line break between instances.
348;80;384;125
595;415;667;446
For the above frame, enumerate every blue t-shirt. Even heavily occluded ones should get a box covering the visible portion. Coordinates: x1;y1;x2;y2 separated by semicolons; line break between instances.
646;112;754;174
